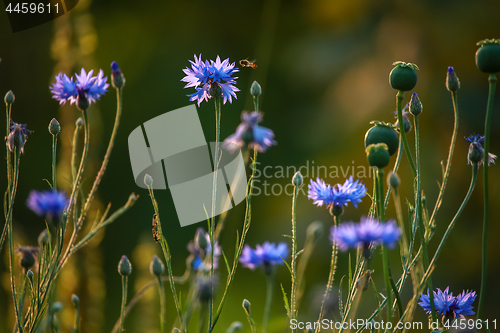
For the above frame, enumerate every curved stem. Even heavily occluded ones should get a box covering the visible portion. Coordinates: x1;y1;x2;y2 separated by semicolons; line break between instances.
262;273;274;333
478;73;497;319
396;91;417;178
1;103;12;254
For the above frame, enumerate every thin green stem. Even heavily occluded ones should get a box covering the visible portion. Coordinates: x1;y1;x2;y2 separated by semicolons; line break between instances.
120;276;128;332
396;91;417;178
262;273;274;333
290;183;299;329
157;277;166;333
428;90;460;226
414;115;437;323
1;103;12;254
51;134;57;190
384;136;403;209
478;73;497;319
199;302;208;333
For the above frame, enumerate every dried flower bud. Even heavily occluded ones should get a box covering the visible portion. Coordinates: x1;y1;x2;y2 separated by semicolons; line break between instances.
150;255;165;276
49;118;61;136
118;255;132;276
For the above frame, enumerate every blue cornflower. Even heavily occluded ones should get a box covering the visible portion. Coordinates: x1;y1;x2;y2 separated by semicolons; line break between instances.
223;111;277;153
240;242;289;272
26;190;69;222
465;134;496;166
419;287;476;319
308;176;367;212
51;68;109;106
331;217;401;251
6;121;33;154
181;54;239;106
187;228;221;271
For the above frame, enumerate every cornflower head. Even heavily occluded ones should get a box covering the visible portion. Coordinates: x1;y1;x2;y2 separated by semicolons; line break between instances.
240;242;289;275
308;176;367;215
465;134;497;166
223;111;277;153
50;68;109;109
6;121;32;154
26;190;69;224
15;246;40;272
419;287;476;320
330;217;400;255
181;54;239;106
187;227;221;271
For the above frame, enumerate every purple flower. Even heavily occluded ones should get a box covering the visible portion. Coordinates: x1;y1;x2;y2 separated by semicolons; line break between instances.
240;242;289;270
6;121;32;154
308;176;367;210
465;134;497;166
330;217;401;251
26;190;69;221
181;54;239;106
223;111;276;153
51;68;109;106
187;227;221;271
419;287;476;319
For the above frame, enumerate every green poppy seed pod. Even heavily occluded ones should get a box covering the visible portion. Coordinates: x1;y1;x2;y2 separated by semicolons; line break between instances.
409;92;422;116
4;90;15;104
144;174;153;187
38;229;49;246
172;328;181;333
387;171;400;189
226;321;243;333
195;228;208;250
76;117;83;128
209;82;223;99
366;143;390;168
150;255;165;276
48;118;61;136
250;81;262;97
306;221;323;242
50;302;63;314
111;61;126;89
446;67;460;92
71;294;80;306
475;39;500;73
364;122;399;156
242;299;251;314
26;270;34;279
389;62;419;91
292;171;303;187
118;255;132;276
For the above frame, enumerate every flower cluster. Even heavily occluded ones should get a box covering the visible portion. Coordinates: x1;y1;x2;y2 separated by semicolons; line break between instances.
465;134;497;166
419;287;476;319
308;176;367;211
223;111;277;153
240;242;289;271
181;54;239;106
26;190;69;222
331;217;401;251
50;68;109;107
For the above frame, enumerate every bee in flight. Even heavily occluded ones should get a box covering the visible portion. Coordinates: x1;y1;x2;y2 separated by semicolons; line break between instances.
240;59;257;68
152;214;160;243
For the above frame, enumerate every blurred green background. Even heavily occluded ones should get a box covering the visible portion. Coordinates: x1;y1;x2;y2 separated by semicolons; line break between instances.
1;0;500;332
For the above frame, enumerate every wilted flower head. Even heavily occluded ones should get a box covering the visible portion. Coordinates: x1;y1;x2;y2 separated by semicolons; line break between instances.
6;121;32;154
308;176;367;213
240;242;289;274
331;217;401;252
195;275;218;303
223;111;277;153
51;68;109;107
26;190;69;222
187;227;221;271
181;54;239;106
393;103;412;133
15;246;40;272
419;287;476;319
465;134;497;166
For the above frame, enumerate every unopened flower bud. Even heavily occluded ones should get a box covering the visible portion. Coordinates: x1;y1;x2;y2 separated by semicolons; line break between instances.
144;174;153;187
387;171;400;189
49;118;60;136
5;90;15;104
26;270;34;279
76;117;83;128
242;299;251;314
150;255;165;276
226;321;243;333
292;171;303;187
409;92;422;116
250;81;262;97
50;302;63;314
446;67;460;92
38;230;49;246
172;328;181;333
111;61;126;89
72;294;80;306
306;221;323;242
195;228;208;250
118;255;132;276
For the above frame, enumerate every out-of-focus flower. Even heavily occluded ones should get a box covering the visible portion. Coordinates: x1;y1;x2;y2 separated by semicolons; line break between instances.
393;103;412;133
223;111;276;153
50;68;109;106
6;121;32;154
181;54;239;106
330;217;401;251
465;134;497;166
419;287;476;319
239;242;289;271
15;246;40;272
308;176;366;211
26;190;69;222
187;227;221;271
